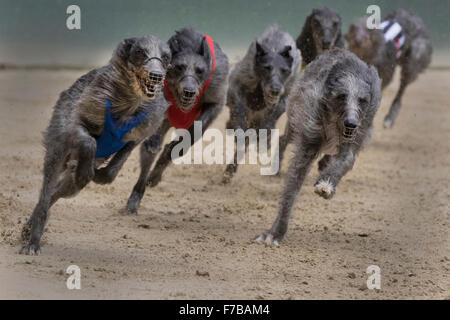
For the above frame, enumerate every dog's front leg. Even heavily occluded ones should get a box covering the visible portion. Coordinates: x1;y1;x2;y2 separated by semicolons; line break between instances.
147;103;222;188
93;142;136;185
73;127;97;189
314;145;355;199
223;87;248;183
126;119;171;214
255;141;319;245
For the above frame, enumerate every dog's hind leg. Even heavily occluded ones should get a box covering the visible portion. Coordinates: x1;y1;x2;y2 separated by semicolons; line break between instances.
148;103;222;188
20;144;67;255
126;120;171;214
383;40;428;129
314;146;355;199
255;141;319;245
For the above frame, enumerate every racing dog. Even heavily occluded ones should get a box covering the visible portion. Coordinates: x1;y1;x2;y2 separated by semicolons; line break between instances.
222;25;301;183
20;35;171;255
345;9;432;128
255;48;381;245
296;7;345;68
126;28;229;214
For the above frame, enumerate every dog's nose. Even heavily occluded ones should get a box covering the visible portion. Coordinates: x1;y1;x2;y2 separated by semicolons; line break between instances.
270;88;281;96
344;119;358;129
322;40;331;48
149;71;164;83
183;87;196;98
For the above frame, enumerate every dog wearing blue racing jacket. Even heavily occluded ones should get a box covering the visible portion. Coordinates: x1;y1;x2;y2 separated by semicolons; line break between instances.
20;35;171;255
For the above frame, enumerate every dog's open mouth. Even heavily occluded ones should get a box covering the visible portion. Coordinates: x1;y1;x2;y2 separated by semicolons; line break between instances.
342;126;358;140
139;72;164;99
180;91;197;109
264;93;280;106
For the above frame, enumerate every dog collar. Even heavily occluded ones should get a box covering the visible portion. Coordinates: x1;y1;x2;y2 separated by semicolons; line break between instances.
166;34;216;129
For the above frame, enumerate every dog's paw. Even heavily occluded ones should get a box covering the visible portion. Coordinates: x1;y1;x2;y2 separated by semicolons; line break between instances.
19;243;41;256
253;232;282;246
314;179;335;199
93;167;114;185
147;172;162;188
383;117;393;129
125;192;141;215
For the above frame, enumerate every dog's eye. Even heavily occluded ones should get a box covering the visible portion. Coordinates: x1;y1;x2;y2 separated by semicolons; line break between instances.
359;98;368;105
135;49;146;58
336;94;347;102
175;64;185;72
264;65;272;71
162;54;170;65
195;67;204;75
281;68;290;75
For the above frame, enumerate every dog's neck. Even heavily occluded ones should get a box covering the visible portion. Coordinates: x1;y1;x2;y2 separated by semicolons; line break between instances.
105;62;146;118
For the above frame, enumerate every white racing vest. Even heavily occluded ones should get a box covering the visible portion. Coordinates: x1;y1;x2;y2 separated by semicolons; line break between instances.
380;20;405;59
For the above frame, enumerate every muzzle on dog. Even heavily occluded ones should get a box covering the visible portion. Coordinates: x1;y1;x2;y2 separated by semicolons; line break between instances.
342;119;358;140
139;57;166;99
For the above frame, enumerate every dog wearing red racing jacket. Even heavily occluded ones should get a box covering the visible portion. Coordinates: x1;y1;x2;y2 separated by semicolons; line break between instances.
126;27;229;214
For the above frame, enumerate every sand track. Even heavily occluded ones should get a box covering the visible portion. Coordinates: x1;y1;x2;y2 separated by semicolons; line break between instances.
0;68;449;299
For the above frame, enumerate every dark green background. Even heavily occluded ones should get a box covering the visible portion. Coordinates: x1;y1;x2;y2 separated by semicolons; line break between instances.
0;0;448;66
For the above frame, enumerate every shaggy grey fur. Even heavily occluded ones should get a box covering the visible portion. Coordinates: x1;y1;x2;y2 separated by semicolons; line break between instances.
20;35;171;255
345;9;432;128
223;25;301;183
296;7;345;65
126;28;229;214
255;48;381;245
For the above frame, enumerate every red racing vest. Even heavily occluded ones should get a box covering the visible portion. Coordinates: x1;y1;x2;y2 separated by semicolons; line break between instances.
166;34;216;129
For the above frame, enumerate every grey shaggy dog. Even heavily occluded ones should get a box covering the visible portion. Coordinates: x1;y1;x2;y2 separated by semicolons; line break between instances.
223;25;302;183
20;35;171;255
255;48;382;245
345;9;432;128
296;7;345;66
126;28;229;214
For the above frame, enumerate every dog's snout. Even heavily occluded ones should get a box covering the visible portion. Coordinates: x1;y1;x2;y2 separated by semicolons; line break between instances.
270;88;281;96
344;119;358;129
183;87;196;98
322;40;331;48
149;71;164;84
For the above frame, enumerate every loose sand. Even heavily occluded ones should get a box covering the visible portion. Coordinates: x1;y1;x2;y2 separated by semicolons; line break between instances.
0;66;449;299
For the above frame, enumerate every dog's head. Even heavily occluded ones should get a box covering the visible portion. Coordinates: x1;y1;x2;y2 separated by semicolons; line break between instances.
345;18;377;60
166;30;214;112
254;41;293;106
113;35;171;100
323;56;381;141
309;8;343;54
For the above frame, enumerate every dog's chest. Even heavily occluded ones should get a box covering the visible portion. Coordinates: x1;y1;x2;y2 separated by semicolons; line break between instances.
321;118;340;156
245;83;266;111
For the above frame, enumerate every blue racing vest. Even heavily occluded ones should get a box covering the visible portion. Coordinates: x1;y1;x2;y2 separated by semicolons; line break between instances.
95;100;149;159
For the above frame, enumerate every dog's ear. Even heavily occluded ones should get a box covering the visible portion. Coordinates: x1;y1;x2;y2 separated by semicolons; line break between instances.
198;36;212;64
116;37;137;62
255;41;268;59
279;45;292;58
